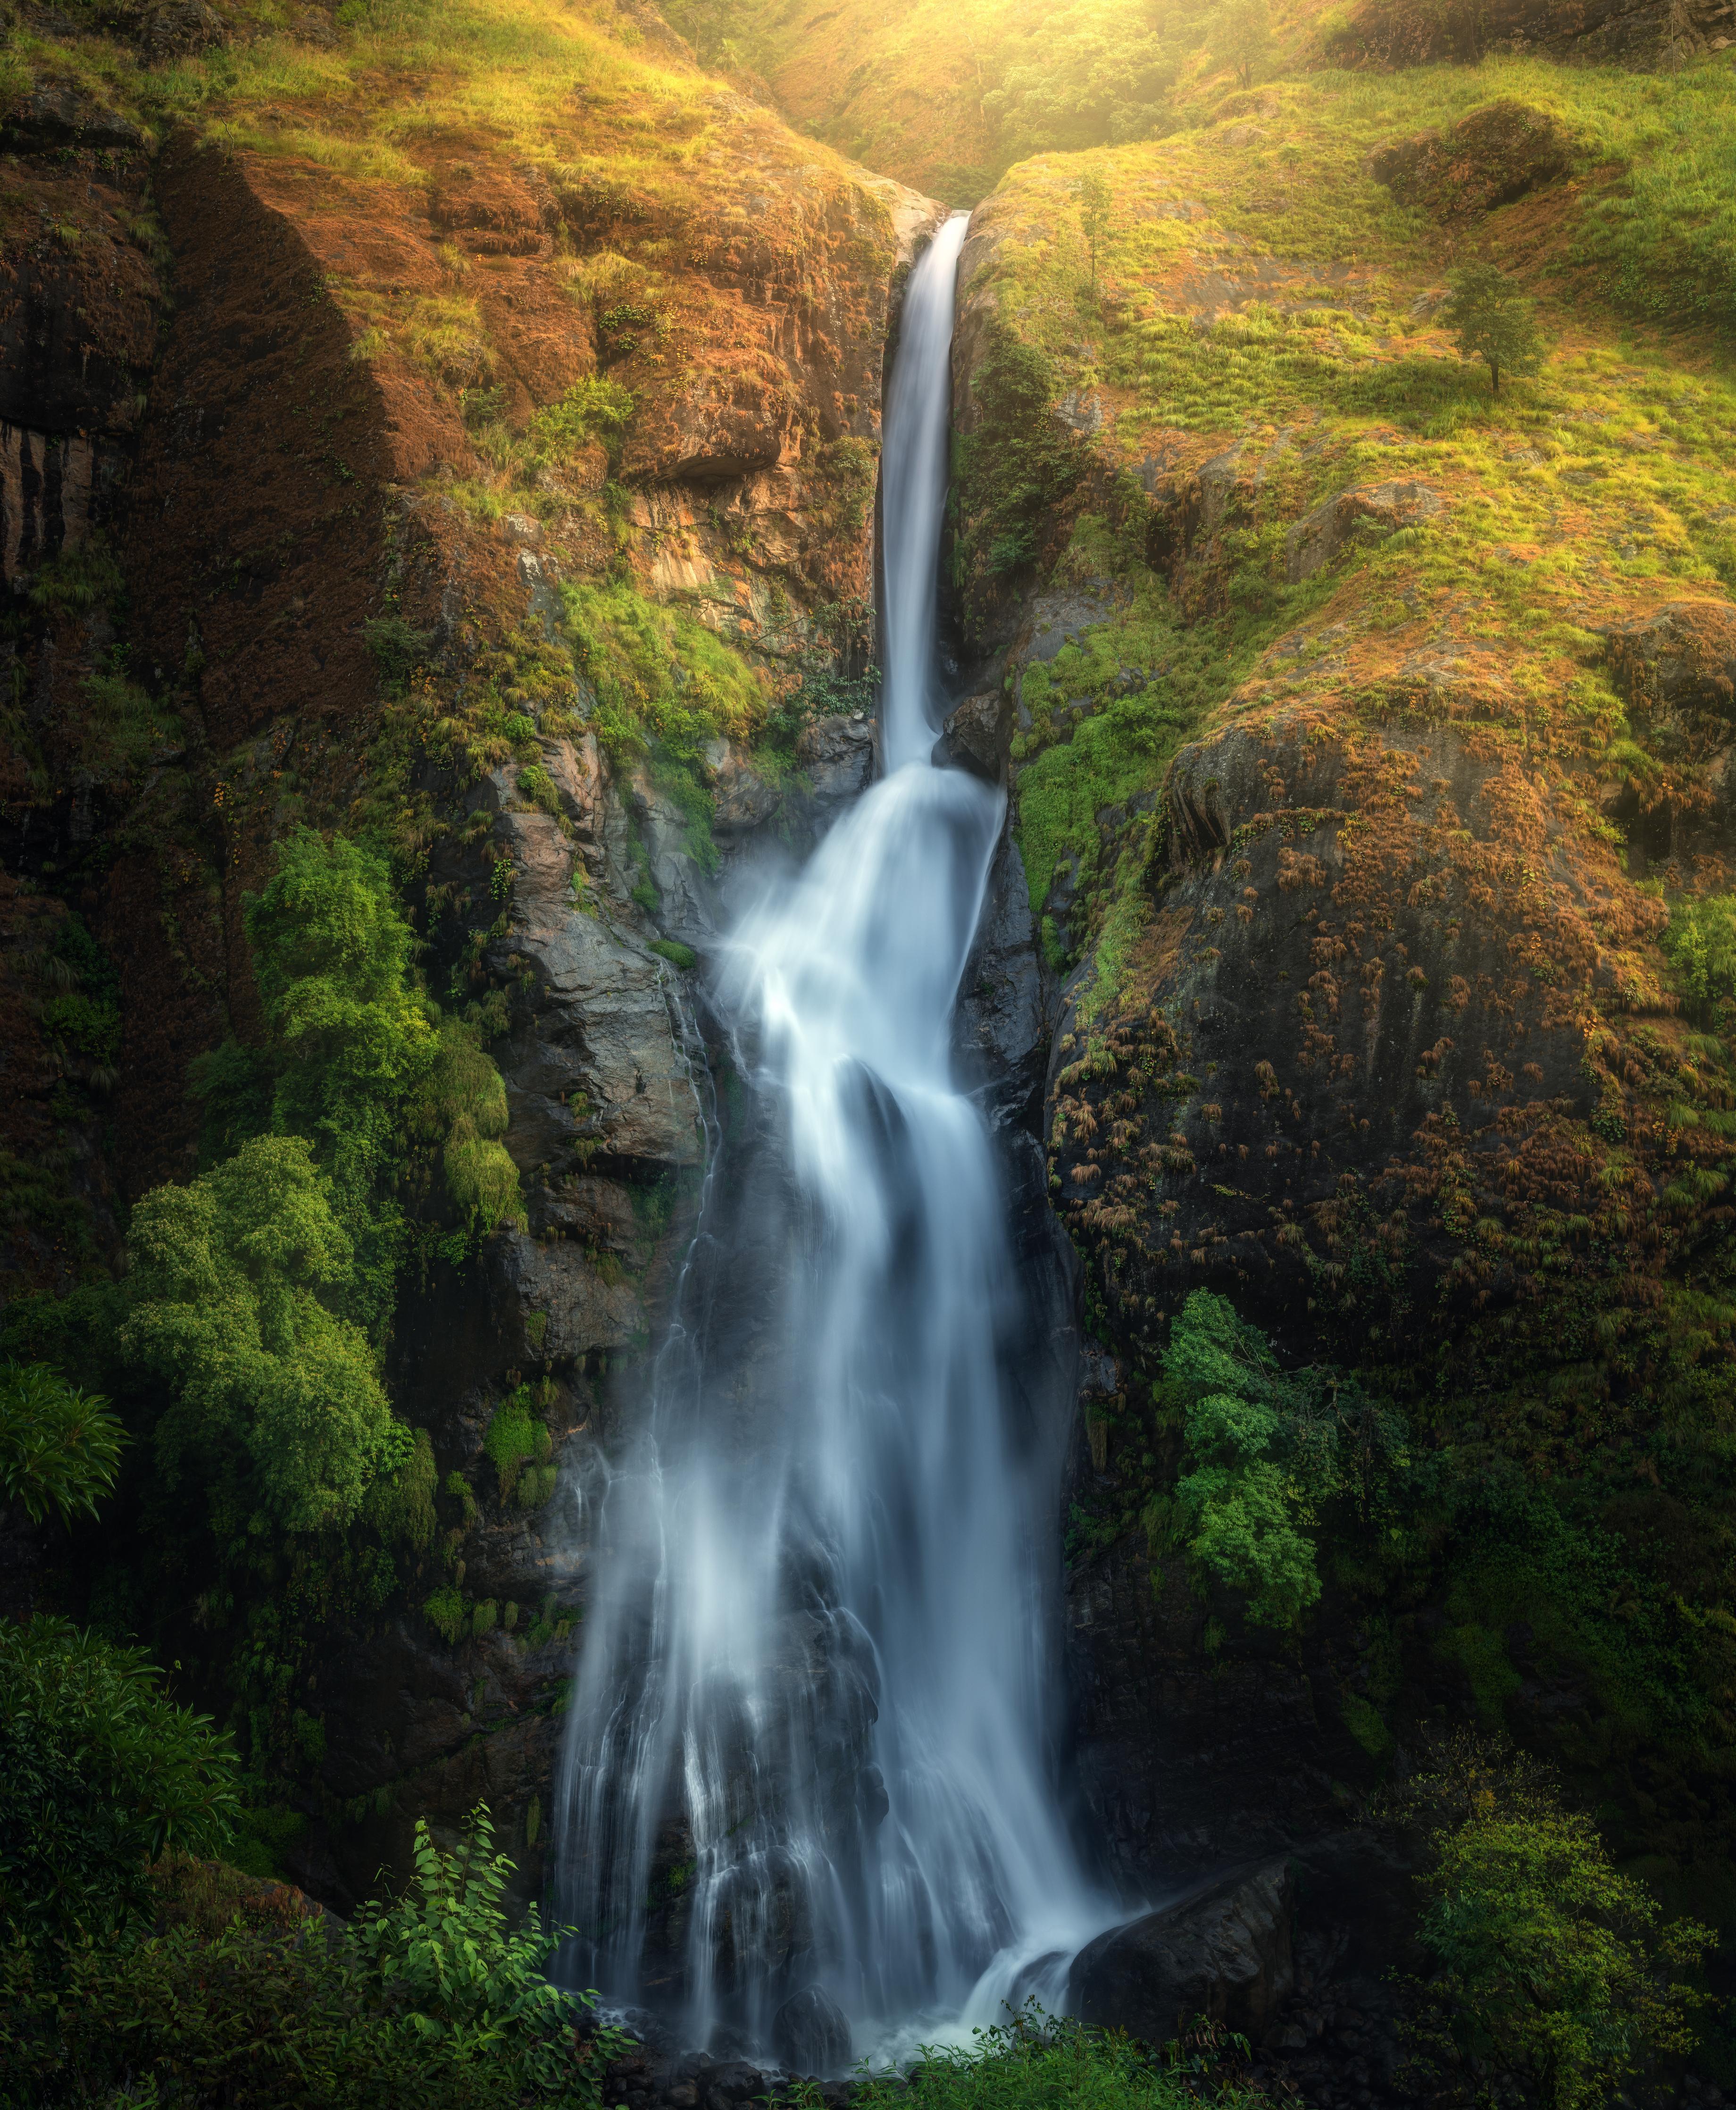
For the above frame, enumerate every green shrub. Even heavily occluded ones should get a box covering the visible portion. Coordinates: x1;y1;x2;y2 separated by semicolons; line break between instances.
0;1808;620;2108
1159;1290;1410;1630
0;1362;125;1525
1395;1739;1715;2110
423;1586;467;1644
123;1134;402;1537
195;831;523;1318
350;1806;621;2098
482;1386;541;1500
1663;892;1736;1024
0;1617;239;1943
851;2006;1252;2110
1160;1290;1323;1627
527;374;634;465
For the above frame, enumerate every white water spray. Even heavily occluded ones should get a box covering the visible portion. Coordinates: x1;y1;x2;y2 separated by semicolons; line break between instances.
555;216;1108;2063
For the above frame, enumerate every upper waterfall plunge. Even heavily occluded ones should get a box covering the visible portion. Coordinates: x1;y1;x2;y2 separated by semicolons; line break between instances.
554;215;1110;2063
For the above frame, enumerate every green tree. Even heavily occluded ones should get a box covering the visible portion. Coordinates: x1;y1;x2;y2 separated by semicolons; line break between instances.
1442;261;1545;396
194;830;523;1337
122;1134;402;1536
0;1362;125;1524
0;1616;239;1942
1161;1289;1321;1628
1398;1739;1715;2110
1074;168;1113;296
1215;0;1270;89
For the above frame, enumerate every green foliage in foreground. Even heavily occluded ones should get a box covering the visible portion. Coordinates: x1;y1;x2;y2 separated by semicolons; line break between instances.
0;1362;125;1525
848;2008;1255;2110
0;1617;239;1943
1393;1739;1715;2110
0;1809;620;2110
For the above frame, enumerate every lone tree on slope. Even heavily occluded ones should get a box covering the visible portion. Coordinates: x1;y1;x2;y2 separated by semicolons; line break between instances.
1442;261;1545;396
1074;169;1112;297
1217;0;1271;89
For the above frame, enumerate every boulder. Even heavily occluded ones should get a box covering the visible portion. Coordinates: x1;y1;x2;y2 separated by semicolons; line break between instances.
705;736;782;832
0;83;147;151
1603;599;1736;726
795;714;876;804
933;688;1013;785
1285;478;1441;582
771;1985;852;2075
1067;1859;1294;2047
142;0;225;58
1367;101;1569;220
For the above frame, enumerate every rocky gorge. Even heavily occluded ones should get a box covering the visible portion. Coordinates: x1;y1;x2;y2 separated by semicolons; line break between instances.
7;0;1736;2099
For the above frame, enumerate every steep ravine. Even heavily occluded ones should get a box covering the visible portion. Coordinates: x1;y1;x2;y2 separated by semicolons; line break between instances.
11;0;1736;2093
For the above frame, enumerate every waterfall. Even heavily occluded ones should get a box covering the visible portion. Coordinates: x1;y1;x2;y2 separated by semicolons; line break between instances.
554;215;1107;2065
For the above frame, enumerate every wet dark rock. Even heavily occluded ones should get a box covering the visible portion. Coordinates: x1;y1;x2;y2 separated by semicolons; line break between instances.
771;1985;852;2075
933;687;1013;784
955;829;1047;1130
796;713;876;804
1068;1858;1295;2046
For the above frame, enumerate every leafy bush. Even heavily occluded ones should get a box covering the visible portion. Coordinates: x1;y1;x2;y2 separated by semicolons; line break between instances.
1160;1291;1322;1628
1157;1291;1410;1630
349;1806;612;2095
0;1362;125;1524
423;1585;467;1644
482;1384;551;1502
123;1134;402;1536
0;1617;239;1943
851;2005;1252;2110
1663;892;1736;1025
194;830;523;1326
0;1812;619;2108
527;374;634;465
1393;1739;1715;2110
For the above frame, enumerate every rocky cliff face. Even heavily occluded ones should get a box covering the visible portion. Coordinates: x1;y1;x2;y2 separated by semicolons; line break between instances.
944;55;1736;2022
0;0;944;1905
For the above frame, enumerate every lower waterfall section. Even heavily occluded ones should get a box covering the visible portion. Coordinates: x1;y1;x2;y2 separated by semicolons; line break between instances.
553;216;1107;2062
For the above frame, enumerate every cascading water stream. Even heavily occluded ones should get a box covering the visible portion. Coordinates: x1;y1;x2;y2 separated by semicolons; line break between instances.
554;216;1110;2062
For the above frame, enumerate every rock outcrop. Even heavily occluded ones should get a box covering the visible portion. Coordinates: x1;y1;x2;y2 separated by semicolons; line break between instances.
1365;100;1572;218
1068;1860;1295;2046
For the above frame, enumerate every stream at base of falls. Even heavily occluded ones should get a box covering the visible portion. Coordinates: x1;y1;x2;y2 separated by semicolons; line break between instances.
553;212;1116;2070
